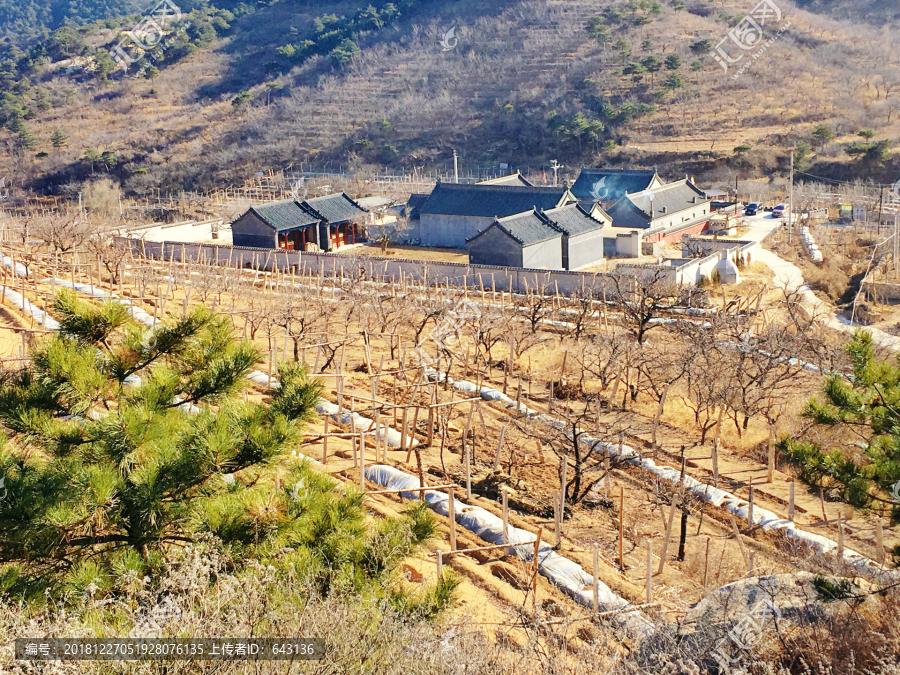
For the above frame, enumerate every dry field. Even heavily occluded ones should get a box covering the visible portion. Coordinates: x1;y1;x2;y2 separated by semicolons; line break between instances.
0;239;896;668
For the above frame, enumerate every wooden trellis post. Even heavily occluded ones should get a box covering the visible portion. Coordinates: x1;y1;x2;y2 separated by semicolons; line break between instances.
658;494;677;575
619;486;625;571
767;423;776;483
788;478;795;521
448;488;457;551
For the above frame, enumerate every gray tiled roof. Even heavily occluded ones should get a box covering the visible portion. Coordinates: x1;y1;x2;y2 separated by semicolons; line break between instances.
607;180;710;229
420;182;572;218
606;199;650;229
541;204;604;236
250;200;320;233
303;192;368;224
407;193;429;219
477;173;534;187
488;210;562;246
627;180;709;217
571;169;659;203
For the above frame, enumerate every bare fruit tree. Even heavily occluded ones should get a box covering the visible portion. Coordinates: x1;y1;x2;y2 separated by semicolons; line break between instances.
608;268;682;344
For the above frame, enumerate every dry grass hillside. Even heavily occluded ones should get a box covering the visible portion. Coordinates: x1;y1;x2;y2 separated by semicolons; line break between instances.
1;0;899;194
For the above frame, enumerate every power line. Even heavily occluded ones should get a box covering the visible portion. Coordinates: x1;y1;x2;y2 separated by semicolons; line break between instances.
793;170;897;189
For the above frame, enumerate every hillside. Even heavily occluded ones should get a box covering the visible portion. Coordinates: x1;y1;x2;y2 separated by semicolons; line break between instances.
0;0;899;195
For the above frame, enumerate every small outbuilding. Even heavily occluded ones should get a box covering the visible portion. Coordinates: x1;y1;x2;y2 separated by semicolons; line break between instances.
467;210;562;269
541;203;608;270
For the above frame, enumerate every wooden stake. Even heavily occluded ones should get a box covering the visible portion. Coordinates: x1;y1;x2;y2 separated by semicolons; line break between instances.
658;495;678;574
748;477;754;526
553;489;561;547
494;426;507;471
406;405;420;462
837;510;844;559
436;549;443;578
360;432;366;490
400;408;409;455
531;527;543;609
604;451;610;499
703;537;710;588
651;384;670;449
876;520;885;566
374;409;382;461
619;486;626;571
502;490;509;546
559;454;567;537
788;478;795;521
448;489;457;551
712;439;719;487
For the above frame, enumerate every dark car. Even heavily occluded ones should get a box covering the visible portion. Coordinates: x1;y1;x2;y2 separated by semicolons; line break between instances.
744;202;761;216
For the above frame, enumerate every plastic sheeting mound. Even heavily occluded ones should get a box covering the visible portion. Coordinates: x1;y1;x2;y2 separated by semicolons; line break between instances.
316;401;416;449
364;464;656;640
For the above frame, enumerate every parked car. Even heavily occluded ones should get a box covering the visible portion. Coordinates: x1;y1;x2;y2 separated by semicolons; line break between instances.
772;203;790;219
744;202;761;216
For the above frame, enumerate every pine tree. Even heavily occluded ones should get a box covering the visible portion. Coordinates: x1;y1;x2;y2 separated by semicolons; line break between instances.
51;127;67;149
14;124;36;152
0;293;325;590
783;331;900;522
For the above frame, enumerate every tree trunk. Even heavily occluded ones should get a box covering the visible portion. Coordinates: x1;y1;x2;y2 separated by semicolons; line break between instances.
677;509;688;561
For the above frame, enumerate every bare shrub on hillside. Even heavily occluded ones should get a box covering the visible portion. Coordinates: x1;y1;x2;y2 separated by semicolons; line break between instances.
82;178;122;219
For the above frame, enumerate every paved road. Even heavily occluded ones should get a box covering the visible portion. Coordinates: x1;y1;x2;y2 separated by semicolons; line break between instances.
741;215;900;351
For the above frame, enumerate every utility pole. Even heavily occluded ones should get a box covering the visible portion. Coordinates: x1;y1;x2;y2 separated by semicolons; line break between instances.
788;150;794;244
453;149;459;184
